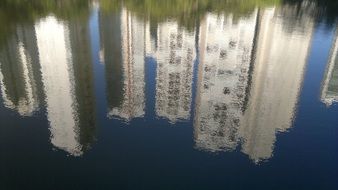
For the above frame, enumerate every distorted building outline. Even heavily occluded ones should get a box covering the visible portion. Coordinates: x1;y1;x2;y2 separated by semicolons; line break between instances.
321;28;338;106
194;10;258;152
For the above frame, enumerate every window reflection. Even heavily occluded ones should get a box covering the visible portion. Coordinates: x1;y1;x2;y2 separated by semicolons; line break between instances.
194;10;258;152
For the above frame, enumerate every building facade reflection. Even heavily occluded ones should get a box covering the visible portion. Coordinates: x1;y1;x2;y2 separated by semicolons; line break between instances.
239;7;314;162
36;16;80;155
35;15;96;156
69;16;97;153
151;22;195;123
193;6;314;163
0;24;42;116
99;8;125;119
194;11;258;152
321;29;338;106
103;8;146;121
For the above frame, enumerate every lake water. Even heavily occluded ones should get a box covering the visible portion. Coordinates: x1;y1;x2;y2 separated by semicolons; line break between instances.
0;0;337;189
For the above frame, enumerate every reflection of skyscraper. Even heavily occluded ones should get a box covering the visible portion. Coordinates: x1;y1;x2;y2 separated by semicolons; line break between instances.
321;29;338;106
36;16;80;156
153;22;195;123
107;8;146;121
0;24;42;116
35;15;96;156
69;17;97;153
99;10;124;114
239;8;314;163
194;11;258;152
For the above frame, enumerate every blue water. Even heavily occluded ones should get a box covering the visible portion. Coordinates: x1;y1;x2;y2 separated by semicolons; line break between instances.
0;2;337;190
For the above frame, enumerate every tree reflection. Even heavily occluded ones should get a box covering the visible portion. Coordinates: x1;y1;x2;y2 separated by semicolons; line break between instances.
0;0;91;47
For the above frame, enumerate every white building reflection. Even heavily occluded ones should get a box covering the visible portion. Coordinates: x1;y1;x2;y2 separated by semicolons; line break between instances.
151;22;195;123
0;25;41;116
194;11;258;152
36;16;81;156
321;29;338;106
35;15;96;156
193;6;315;163
239;8;314;163
106;8;146;121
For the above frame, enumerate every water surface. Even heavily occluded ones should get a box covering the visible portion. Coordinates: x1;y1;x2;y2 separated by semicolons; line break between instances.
0;0;337;189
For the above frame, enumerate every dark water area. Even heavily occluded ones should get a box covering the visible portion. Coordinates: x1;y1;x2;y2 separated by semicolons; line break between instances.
0;0;337;189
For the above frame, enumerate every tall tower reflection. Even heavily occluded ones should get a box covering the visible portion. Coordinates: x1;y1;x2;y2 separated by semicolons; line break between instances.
0;24;42;116
102;8;146;121
152;22;195;123
35;15;96;156
194;11;258;152
69;16;97;152
239;8;314;162
99;9;124;118
321;29;338;106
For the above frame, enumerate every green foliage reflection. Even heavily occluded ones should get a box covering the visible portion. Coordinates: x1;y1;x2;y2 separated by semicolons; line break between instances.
0;0;90;45
100;0;280;30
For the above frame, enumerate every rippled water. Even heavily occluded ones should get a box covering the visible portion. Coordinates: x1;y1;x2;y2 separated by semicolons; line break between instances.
0;0;337;189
